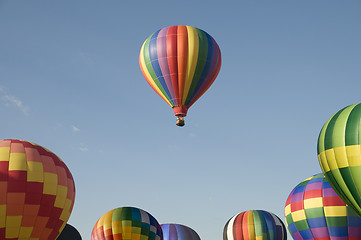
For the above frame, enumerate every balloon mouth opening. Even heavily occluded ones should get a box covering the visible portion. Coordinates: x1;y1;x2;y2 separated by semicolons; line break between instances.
173;106;188;117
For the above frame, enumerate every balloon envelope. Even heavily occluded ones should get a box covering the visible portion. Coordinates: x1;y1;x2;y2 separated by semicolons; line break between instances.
161;224;200;240
139;25;221;124
285;173;361;239
223;210;287;240
57;224;82;240
91;206;163;240
0;139;76;240
318;103;361;216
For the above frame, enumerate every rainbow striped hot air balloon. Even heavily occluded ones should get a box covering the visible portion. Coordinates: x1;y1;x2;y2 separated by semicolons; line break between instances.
161;223;200;240
284;173;361;240
91;206;163;240
318;103;361;217
223;210;287;240
139;25;222;126
0;139;76;240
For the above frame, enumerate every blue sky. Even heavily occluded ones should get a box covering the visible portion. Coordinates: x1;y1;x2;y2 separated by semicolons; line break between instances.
0;1;361;239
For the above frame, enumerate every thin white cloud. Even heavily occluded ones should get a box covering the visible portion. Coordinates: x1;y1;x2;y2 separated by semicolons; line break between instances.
0;86;30;115
79;147;89;152
189;133;196;138
72;125;80;132
78;142;88;152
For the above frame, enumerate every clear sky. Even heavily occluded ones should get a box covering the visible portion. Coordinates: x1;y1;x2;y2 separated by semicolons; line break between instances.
0;1;360;239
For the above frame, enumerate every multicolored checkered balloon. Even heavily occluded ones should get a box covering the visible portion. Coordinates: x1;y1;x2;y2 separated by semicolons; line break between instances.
223;210;287;240
0;139;76;240
161;223;200;240
284;173;361;239
318;103;361;217
91;206;163;240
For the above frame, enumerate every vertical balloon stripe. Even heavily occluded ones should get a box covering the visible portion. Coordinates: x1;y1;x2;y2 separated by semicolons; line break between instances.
184;29;208;105
332;105;355;148
182;26;199;105
132;207;142;221
223;220;230;240
234;213;243;240
166;26;180;105
149;30;174;105
276;216;287;240
177;25;188;104
245;211;254;239
323;106;349;150
141;35;173;107
170;224;178;239
262;213;272;240
346;104;361;146
253;211;263;239
225;216;236;240
241;213;249;240
186;32;215;105
187;41;221;108
157;27;176;104
262;212;275;240
196;38;221;92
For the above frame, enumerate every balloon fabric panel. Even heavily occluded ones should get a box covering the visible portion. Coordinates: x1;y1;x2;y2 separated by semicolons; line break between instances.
149;28;175;105
0;139;75;240
140;34;173;107
317;103;361;216
140;41;173;108
284;173;361;239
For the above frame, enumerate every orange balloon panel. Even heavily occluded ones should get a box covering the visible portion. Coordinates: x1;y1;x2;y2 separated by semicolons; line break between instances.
0;139;76;240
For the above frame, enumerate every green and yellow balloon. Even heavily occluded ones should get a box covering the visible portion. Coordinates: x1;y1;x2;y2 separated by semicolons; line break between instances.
318;103;361;216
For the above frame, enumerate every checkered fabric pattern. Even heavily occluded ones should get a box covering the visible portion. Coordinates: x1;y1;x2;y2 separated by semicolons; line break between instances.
318;103;361;216
0;139;76;240
91;207;163;240
223;210;287;240
284;173;361;240
161;224;201;240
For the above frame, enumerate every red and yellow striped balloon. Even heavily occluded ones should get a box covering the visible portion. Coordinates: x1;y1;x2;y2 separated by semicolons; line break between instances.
0;139;75;240
139;25;221;126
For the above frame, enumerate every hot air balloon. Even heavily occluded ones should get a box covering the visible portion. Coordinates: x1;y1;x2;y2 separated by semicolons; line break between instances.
161;223;200;240
139;25;222;127
57;223;82;240
0;139;76;240
223;210;287;240
318;103;361;217
285;173;361;239
91;206;163;240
